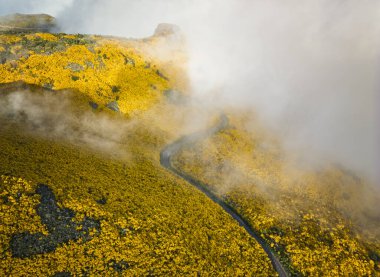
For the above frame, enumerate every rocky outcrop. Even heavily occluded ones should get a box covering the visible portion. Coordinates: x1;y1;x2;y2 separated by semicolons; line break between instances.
153;23;181;37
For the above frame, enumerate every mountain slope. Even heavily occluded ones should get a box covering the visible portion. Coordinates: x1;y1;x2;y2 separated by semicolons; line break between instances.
0;18;277;276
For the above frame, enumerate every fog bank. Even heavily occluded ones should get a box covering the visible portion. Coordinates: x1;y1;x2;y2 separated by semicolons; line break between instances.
0;90;130;154
1;0;379;184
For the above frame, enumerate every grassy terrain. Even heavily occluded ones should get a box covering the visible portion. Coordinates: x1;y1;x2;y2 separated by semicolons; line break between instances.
174;113;380;276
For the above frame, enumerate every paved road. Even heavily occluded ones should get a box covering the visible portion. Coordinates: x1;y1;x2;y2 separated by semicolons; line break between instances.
160;114;289;277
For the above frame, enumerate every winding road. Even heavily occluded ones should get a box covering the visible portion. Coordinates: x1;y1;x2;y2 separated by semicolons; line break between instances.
160;115;288;277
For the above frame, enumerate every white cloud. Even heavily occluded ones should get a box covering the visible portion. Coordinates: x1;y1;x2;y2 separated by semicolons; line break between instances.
1;0;379;184
0;0;73;16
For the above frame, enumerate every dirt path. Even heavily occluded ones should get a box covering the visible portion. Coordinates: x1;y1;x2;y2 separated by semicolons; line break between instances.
160;114;288;277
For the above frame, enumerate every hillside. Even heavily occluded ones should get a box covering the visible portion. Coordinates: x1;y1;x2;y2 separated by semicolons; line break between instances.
174;113;380;276
0;13;56;33
0;13;379;276
0;15;276;276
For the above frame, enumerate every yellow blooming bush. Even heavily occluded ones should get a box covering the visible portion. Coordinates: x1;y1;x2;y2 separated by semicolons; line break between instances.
174;114;379;276
2;28;377;276
0;33;174;115
0;121;276;276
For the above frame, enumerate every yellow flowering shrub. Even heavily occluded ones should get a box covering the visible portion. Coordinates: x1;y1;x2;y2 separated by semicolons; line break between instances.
35;33;59;41
0;34;22;44
0;33;175;115
174;114;379;276
3;27;377;276
0;54;275;275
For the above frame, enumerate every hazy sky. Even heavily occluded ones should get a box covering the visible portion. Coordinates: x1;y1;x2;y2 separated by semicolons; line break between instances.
1;0;379;184
0;0;73;15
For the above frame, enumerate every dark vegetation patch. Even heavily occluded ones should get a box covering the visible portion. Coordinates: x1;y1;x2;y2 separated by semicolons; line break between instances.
111;85;120;93
10;184;100;258
107;259;130;273
96;196;107;205
0;33;95;63
369;250;380;270
71;75;80;81
89;101;98;110
156;70;169;81
53;272;72;277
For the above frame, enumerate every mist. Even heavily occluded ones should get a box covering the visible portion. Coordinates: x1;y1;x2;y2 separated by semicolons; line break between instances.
1;0;379;185
0;0;73;16
0;90;130;155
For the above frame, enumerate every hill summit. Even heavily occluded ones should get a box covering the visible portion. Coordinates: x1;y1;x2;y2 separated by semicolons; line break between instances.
0;13;56;33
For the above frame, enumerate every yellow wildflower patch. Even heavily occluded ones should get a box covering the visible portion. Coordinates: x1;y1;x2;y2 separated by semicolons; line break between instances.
174;113;379;276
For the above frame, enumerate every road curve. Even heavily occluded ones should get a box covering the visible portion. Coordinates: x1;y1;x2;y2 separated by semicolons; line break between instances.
160;114;288;277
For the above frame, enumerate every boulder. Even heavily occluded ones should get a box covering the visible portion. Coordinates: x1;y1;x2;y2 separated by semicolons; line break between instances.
153;23;181;37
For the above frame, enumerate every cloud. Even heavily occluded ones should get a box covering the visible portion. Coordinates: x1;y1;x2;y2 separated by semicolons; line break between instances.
0;89;130;155
0;0;73;16
1;0;379;184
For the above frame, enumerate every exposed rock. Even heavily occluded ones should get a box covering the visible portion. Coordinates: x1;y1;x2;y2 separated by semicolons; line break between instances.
122;55;135;66
106;101;120;112
43;83;53;90
85;60;94;69
153;23;181;37
66;62;84;72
